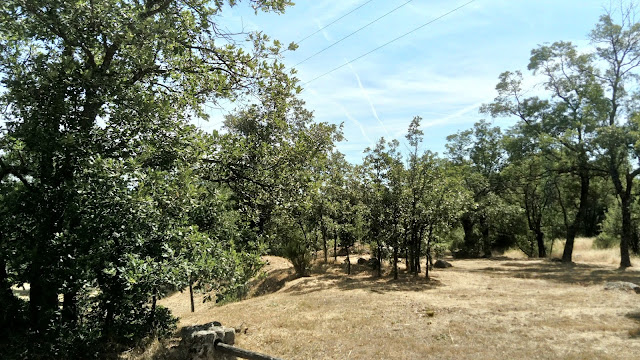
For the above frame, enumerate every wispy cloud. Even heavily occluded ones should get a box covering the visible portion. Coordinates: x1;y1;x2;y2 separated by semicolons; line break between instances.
423;100;487;128
347;62;389;135
313;19;334;42
340;105;373;145
202;0;609;163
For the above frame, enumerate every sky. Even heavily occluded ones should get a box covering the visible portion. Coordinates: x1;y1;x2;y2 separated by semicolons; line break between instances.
201;0;612;163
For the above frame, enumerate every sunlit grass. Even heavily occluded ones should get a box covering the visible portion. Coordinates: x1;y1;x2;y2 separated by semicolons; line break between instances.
143;251;640;360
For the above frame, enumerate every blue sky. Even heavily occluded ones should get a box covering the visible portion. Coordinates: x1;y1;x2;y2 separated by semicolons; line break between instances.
202;0;610;163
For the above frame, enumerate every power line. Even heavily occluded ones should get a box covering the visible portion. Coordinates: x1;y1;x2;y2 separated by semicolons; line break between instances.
295;0;378;46
302;0;477;86
294;0;414;67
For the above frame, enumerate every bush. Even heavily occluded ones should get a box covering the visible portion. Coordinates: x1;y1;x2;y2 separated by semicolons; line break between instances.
595;204;622;249
282;237;313;276
271;215;313;277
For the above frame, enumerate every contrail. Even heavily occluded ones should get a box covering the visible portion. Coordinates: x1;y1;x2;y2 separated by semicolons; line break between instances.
347;62;389;135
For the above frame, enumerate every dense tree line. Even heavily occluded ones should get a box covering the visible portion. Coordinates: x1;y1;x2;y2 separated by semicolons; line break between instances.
2;1;640;359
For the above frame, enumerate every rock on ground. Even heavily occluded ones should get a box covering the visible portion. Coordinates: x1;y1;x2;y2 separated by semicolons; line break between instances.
434;259;453;268
604;281;640;293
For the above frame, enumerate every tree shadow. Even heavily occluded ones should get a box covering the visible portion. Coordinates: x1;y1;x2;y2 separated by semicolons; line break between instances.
466;259;640;286
282;269;443;296
246;268;298;298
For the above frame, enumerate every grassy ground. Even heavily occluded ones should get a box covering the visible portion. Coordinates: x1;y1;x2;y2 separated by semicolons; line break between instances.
141;240;640;360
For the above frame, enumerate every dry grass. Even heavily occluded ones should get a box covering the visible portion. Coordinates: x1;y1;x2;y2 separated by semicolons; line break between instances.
148;248;640;360
503;237;640;266
550;237;640;266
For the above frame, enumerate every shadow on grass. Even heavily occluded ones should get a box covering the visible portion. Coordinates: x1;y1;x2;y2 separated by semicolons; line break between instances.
463;258;640;286
281;262;443;296
246;268;298;298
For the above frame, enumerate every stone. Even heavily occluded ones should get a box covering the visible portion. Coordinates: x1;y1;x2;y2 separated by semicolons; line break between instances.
434;259;453;268
604;281;640;293
357;257;367;265
181;322;236;360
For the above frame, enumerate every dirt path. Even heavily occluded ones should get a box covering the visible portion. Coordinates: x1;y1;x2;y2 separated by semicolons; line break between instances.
159;257;640;360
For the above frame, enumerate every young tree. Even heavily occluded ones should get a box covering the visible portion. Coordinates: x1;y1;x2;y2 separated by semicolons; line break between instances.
590;4;640;267
446;120;507;257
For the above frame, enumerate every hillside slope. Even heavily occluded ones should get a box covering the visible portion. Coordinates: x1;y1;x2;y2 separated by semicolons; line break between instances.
155;251;640;360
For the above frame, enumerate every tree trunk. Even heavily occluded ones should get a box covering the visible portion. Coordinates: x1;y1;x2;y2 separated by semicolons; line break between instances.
480;216;491;258
62;290;78;324
536;230;546;258
424;245;430;280
416;227;423;274
393;246;398;280
0;257;19;328
461;215;475;257
562;172;589;263
376;243;382;277
426;227;433;280
103;297;114;339
632;227;640;255
346;246;351;275
408;231;416;274
322;223;328;263
333;232;337;262
29;262;58;333
620;191;633;268
189;279;195;313
0;257;13;303
562;226;577;263
148;293;157;331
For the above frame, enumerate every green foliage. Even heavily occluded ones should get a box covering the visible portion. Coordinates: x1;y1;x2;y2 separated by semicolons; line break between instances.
274;212;315;277
0;0;298;356
446;120;507;257
595;203;622;249
596;198;640;252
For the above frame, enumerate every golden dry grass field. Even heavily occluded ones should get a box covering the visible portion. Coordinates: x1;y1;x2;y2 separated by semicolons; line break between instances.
142;239;640;360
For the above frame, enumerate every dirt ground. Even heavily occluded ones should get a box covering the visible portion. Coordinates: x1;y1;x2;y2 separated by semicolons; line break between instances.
153;248;640;360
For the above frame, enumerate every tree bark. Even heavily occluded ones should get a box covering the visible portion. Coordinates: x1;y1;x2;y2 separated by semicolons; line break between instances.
345;246;351;275
536;230;546;258
480;216;491;258
322;221;328;263
408;231;416;274
376;243;382;277
620;190;633;268
461;215;475;257
29;261;59;333
333;232;337;262
562;171;589;263
0;257;19;328
62;291;78;324
189;279;195;313
393;246;398;280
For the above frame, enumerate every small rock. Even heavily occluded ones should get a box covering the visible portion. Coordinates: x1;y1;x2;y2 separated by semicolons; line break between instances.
604;281;640;293
434;259;453;268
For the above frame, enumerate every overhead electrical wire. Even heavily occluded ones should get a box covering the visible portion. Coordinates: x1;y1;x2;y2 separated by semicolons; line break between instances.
294;0;378;46
302;0;478;86
294;0;414;67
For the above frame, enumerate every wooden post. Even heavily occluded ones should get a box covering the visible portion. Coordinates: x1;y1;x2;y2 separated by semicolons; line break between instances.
189;279;195;313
